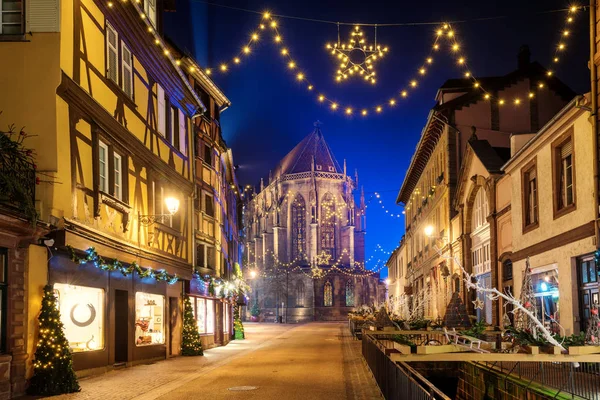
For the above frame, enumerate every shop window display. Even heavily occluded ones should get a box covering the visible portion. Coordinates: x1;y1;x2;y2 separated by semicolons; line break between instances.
190;297;217;335
135;292;165;346
223;304;229;333
54;283;104;352
531;268;560;332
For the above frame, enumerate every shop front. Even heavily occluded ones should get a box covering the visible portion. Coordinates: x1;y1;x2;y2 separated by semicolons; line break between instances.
188;278;232;349
47;245;186;376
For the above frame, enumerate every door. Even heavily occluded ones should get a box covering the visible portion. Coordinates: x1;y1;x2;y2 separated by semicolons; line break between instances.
114;290;128;364
169;297;179;356
578;256;600;332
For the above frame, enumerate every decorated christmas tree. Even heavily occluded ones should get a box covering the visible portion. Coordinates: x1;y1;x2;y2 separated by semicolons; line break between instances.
586;302;600;345
443;291;471;328
514;257;538;338
27;285;80;396
181;295;203;356
234;303;245;340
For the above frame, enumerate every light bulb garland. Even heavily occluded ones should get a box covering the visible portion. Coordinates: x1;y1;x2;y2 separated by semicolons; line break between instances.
102;2;584;118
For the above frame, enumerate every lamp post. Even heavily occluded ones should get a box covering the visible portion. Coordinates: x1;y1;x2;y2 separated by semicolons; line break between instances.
138;196;180;226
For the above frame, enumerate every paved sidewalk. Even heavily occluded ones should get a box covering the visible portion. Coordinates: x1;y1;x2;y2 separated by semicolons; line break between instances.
49;322;381;400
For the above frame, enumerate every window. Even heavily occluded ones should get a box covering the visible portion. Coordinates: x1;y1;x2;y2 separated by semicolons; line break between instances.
522;160;538;230
296;282;305;307
55;283;104;352
135;292;164;346
178;109;187;155
204;192;214;218
206;299;215;333
121;43;133;98
157;84;166;136
0;248;7;353
471;188;489;231
113;153;122;201
144;0;156;27
98;140;126;201
152;182;179;229
472;242;490;276
291;194;306;261
106;23;119;84
345;280;354;307
0;0;23;35
196;242;206;268
320;193;335;257
553;133;575;217
531;268;560;331
98;141;109;193
169;106;178;148
503;259;513;281
324;281;333;307
203;144;212;166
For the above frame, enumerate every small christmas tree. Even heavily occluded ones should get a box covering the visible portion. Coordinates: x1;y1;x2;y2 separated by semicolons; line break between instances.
514;258;538;338
181;295;203;356
27;285;80;395
586;302;600;345
234;303;245;340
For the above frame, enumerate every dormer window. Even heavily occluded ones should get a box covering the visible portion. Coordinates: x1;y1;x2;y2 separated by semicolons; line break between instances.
144;0;156;27
328;166;334;172
316;165;322;171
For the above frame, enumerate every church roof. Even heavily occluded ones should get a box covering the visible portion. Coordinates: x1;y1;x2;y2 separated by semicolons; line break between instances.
275;126;343;177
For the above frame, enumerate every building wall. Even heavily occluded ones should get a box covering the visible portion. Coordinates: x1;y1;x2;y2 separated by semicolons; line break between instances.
505;99;595;334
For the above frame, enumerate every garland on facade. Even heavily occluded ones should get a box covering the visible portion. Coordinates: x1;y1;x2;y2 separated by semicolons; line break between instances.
67;246;179;284
181;294;204;356
193;266;250;303
28;285;80;396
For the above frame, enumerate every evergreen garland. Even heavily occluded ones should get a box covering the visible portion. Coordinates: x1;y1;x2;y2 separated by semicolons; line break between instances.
27;285;80;396
234;303;245;340
181;295;203;356
67;246;179;284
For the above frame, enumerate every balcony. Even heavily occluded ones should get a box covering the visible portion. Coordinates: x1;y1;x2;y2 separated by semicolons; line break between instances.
0;151;36;222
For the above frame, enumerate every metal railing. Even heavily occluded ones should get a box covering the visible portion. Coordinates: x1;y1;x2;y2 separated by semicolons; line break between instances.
362;332;451;400
478;361;600;400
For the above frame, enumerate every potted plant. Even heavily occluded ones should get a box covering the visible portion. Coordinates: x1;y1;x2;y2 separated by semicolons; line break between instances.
250;302;261;322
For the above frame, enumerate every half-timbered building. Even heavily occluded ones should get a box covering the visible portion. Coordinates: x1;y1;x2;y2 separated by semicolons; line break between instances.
0;0;242;391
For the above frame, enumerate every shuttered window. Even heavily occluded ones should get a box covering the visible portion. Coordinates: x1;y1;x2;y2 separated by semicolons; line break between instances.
99;141;109;193
157;84;166;136
178;109;186;155
106;23;119;84
114;153;122;200
145;0;156;28
557;139;574;210
1;0;22;34
121;42;133;99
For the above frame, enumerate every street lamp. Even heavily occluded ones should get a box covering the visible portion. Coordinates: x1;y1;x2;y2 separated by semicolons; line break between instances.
139;196;180;226
424;225;435;238
249;270;257;279
384;278;391;285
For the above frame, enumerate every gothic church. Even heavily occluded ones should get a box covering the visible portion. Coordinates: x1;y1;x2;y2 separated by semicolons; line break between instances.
245;125;385;322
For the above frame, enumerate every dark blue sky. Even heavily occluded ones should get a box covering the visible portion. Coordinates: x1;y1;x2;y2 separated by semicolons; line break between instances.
165;0;590;275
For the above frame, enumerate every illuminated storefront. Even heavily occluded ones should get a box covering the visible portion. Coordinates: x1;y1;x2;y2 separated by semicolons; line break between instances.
54;283;104;352
188;278;231;348
135;293;165;346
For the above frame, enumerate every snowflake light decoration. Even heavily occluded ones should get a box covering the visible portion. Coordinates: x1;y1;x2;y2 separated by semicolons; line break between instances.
326;25;389;84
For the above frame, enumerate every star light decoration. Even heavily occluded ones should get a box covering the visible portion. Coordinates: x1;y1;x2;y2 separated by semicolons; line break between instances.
472;298;485;310
326;25;389;84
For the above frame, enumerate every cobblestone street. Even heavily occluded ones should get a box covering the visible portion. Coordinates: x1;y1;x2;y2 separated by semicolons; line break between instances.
49;323;381;400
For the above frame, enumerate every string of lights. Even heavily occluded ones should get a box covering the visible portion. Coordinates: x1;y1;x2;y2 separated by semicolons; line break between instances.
105;0;585;119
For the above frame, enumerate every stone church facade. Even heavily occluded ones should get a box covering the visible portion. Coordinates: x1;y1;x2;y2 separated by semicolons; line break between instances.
244;125;385;322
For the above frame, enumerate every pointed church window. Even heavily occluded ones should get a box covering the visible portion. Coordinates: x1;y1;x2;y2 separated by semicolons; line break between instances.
320;193;335;258
324;281;333;307
292;194;306;261
345;280;354;307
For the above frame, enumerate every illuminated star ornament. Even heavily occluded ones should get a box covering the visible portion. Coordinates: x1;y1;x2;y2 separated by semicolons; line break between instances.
472;298;485;310
326;25;389;84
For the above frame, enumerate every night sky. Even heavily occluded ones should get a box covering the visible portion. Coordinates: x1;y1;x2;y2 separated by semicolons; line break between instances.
164;0;590;275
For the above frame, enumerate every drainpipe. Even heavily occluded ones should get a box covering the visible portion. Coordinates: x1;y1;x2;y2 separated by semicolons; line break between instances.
591;0;600;247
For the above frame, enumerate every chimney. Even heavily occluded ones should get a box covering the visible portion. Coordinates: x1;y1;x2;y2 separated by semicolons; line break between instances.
518;45;531;70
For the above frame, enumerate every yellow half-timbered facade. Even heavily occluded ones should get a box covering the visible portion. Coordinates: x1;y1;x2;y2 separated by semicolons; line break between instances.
0;0;242;393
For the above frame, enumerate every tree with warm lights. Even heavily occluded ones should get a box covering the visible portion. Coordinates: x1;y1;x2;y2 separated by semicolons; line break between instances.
27;285;80;395
586;302;600;345
234;303;245;340
181;294;203;356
